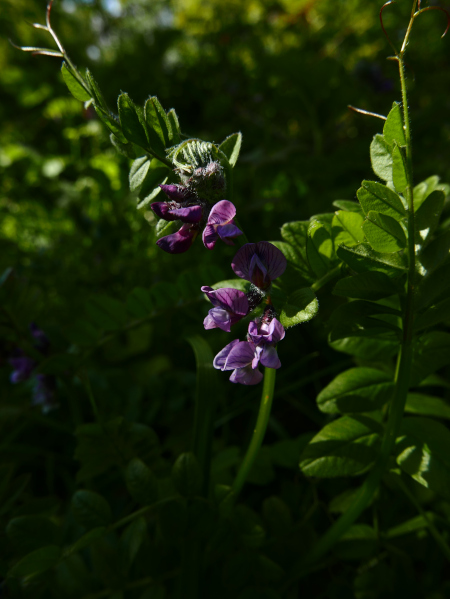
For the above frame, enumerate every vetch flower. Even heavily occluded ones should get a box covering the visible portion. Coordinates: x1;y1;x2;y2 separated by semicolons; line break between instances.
232;241;286;290
156;223;199;254
213;339;263;385
32;373;57;413
202;200;242;250
201;286;249;332
248;316;285;369
9;351;35;383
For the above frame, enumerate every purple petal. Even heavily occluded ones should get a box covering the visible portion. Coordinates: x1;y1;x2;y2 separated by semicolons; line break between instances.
213;339;240;370
260;345;281;369
151;202;176;221
9;356;35;382
230;366;263;385
217;223;243;245
231;243;255;281
156;224;196;254
207;200;236;226
248;318;285;345
169;205;202;224
224;341;256;370
201;287;248;316
248;253;269;288
202;224;218;250
203;308;232;332
160;184;189;202
255;241;286;281
268;318;285;344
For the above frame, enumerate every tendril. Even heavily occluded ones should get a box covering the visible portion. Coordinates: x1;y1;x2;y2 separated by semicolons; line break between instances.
417;6;450;39
348;106;387;121
380;1;399;55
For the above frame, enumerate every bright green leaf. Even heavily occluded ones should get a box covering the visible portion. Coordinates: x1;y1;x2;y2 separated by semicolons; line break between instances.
85;69;107;110
144;97;170;154
137;158;170;208
61;63;91;102
279;288;318;329
370;134;392;182
333;271;398;300
337;243;407;278
167;108;181;144
332;200;362;213
95;106;128;143
405;393;450;421
118;93;149;149
357;181;406;221
332;211;365;247
383;102;406;147
129;157;150;192
392;143;408;194
299;415;383;477
219;132;242;168
307;219;335;278
317;367;393;414
363;211;406;253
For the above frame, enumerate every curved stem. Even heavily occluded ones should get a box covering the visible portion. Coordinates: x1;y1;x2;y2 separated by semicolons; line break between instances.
231;367;276;500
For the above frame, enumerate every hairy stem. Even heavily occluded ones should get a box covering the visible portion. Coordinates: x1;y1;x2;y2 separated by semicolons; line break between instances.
231;367;277;500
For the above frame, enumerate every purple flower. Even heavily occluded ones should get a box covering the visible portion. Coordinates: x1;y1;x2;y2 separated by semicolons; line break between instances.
213;339;263;385
201;286;249;332
32;374;57;413
202;200;242;250
156;223;198;254
151;202;202;224
30;323;50;353
9;352;36;383
232;241;286;290
213;316;285;385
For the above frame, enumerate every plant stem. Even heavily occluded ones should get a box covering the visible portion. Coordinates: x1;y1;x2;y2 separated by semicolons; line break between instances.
311;266;341;292
284;9;419;587
231;367;277;500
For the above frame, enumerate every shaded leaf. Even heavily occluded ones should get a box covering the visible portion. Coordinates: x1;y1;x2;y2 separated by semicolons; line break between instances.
125;458;158;506
307;219;336;278
405;393;450;421
9;545;60;580
71;490;112;529
337;243;407;278
61;63;90;102
144;97;170;154
333;271;398;300
219;133;242;168
167;108;181;144
118;93;149;149
392;143;408;194
383;102;405;147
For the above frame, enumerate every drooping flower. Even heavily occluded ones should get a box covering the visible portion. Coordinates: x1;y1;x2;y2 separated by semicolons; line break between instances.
201;286;249;332
9;351;35;383
213;339;263;385
156;223;199;254
213;315;285;385
202;200;242;250
231;241;286;290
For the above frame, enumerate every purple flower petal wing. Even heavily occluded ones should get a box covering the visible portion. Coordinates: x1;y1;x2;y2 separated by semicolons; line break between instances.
160;184;187;202
217;223;242;245
202;224;218;250
230;366;263;385
260;345;281;369
256;241;287;281
269;318;286;344
207;200;236;225
204;288;248;315
231;243;255;281
170;205;202;224
151;202;175;220
225;341;256;369
156;224;196;254
203;308;232;332
213;339;240;370
248;253;269;288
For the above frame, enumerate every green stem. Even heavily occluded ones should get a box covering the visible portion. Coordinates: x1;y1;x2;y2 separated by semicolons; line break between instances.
231;367;277;500
311;266;341;292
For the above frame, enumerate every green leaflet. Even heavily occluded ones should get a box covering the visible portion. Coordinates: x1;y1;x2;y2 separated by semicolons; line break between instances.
357;181;406;221
118;93;150;150
61;62;90;102
71;490;112;529
95;106;128;143
126;287;153;318
167;108;181;144
332;199;363;213
316;367;394;414
63;527;106;557
299;415;383;477
405;393;450;421
333;271;398;300
219;132;242;168
121;517;147;569
330;336;399;361
415;262;450;311
9;545;61;580
7;516;59;554
329;299;402;343
85;294;128;332
110;133;136;159
383;102;406;148
415;189;445;233
125;458;158;506
129;156;150;192
85;69;108;110
414;296;450;331
362;211;406;253
420;230;450;273
211;279;250;292
392;143;408;194
370;134;393;183
337;243;407;278
396;417;450;499
134;157;170;208
332;210;365;248
279;287;319;329
306;219;336;278
144;96;171;151
410;332;450;386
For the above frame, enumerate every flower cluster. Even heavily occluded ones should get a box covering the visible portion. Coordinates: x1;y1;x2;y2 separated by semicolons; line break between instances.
9;323;57;413
151;183;242;254
202;241;287;385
